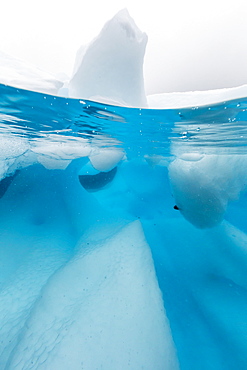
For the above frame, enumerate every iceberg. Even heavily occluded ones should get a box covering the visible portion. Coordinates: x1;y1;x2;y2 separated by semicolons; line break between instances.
0;8;246;370
68;9;148;107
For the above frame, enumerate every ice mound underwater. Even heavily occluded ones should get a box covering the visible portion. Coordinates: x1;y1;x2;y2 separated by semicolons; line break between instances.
0;8;247;370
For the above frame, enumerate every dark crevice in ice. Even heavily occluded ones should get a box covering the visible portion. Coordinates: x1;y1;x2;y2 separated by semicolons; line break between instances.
0;171;19;199
78;166;117;191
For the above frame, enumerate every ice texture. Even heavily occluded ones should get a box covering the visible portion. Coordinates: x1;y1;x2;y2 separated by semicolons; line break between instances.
6;221;178;370
0;163;179;369
0;135;33;180
0;8;246;370
69;9;148;107
169;154;247;228
89;148;125;172
147;83;247;229
0;151;246;368
0;51;63;95
147;84;247;108
0;133;94;176
31;136;92;170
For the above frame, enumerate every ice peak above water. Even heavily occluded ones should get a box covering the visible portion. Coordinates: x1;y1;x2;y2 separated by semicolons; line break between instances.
68;9;148;107
105;9;145;43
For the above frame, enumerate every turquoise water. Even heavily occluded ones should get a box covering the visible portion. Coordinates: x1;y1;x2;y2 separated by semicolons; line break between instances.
1;83;247;155
0;83;246;369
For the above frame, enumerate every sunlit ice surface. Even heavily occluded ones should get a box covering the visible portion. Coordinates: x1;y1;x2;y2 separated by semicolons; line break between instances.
0;83;246;369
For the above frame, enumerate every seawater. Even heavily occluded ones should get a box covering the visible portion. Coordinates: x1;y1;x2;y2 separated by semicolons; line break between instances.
0;83;246;369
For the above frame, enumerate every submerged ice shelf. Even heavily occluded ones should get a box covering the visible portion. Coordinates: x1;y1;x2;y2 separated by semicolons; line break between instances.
0;83;246;370
0;8;247;370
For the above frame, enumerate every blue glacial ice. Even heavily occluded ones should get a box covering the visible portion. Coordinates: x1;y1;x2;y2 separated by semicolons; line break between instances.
0;8;246;370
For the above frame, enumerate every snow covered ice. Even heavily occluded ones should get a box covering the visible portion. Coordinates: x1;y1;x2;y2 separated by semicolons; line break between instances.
68;9;148;107
0;51;63;95
0;8;246;370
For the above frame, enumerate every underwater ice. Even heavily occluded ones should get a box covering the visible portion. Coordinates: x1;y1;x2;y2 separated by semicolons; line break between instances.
7;221;178;369
169;154;247;228
0;8;247;370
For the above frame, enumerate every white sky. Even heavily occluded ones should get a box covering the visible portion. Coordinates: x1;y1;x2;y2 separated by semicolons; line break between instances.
1;0;247;94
